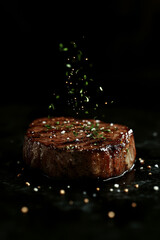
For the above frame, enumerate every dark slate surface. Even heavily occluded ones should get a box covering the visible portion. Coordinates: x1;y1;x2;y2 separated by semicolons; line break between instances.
0;104;160;240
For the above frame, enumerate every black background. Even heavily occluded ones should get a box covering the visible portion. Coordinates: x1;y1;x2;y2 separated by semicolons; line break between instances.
1;1;160;109
1;1;160;240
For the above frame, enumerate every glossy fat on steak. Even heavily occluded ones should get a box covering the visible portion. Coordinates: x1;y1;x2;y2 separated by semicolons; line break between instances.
23;117;136;179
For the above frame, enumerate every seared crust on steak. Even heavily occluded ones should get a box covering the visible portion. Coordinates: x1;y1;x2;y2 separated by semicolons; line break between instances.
23;117;136;179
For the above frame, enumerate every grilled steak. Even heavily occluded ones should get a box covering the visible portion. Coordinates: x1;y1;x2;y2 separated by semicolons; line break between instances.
23;117;136;179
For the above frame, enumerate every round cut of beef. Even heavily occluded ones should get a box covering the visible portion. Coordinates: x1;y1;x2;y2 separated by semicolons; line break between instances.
23;117;136;179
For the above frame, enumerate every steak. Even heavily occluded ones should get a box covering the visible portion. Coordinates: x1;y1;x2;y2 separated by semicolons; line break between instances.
23;117;136;179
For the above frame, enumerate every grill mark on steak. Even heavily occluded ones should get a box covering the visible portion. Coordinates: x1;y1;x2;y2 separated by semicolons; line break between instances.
27;117;128;149
23;117;136;179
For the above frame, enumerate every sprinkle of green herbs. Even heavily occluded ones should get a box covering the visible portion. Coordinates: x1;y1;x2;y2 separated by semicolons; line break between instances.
90;124;94;130
104;129;111;132
70;41;77;48
98;134;103;138
56;121;60;125
57;40;114;117
44;124;52;129
83;122;110;141
73;131;78;137
66;124;74;128
95;123;99;128
59;43;68;52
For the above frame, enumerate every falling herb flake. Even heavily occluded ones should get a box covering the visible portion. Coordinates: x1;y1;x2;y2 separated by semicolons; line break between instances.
85;96;89;102
84;74;87;80
59;43;64;51
70;41;77;48
68;90;74;95
55;39;113;117
66;63;72;68
63;48;68;51
49;103;55;110
85;81;88;86
59;43;68;52
77;50;83;61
